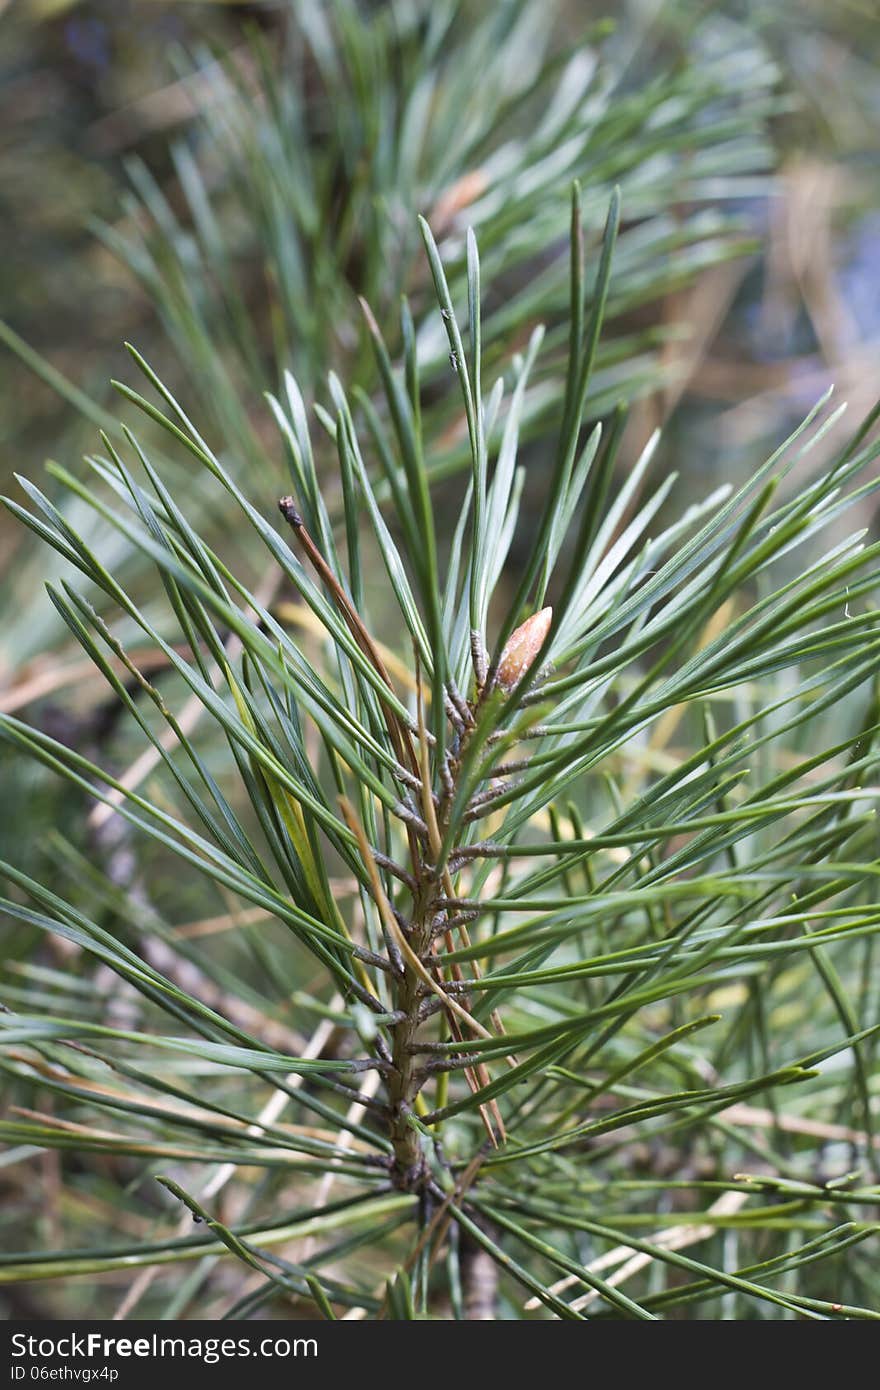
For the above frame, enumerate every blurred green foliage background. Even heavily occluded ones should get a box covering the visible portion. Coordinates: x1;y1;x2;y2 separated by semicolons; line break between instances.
3;0;879;655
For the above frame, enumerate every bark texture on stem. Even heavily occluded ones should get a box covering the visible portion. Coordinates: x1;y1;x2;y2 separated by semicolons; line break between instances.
387;883;435;1190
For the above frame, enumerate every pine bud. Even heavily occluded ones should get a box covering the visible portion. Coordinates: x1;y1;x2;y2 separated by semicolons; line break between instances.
496;607;552;690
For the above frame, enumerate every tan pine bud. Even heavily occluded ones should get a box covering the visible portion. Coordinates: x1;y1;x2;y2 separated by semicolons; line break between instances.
496;607;552;690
